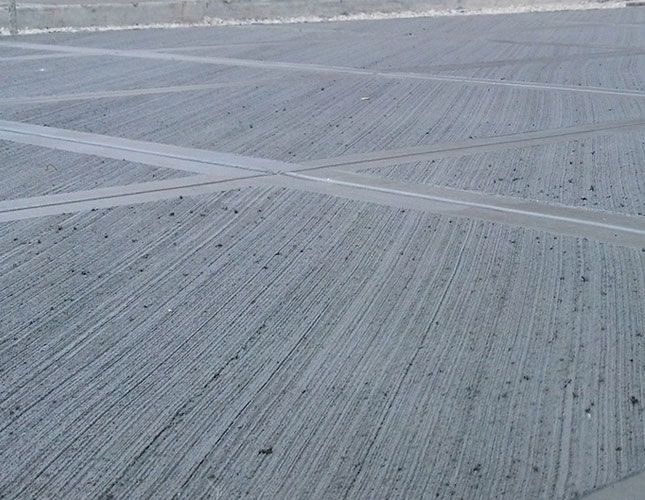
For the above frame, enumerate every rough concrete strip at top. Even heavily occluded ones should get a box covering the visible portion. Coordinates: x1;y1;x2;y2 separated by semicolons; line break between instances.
0;119;293;175
1;40;644;98
0;0;628;34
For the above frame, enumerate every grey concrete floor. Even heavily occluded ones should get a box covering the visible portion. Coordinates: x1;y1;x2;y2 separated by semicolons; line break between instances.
1;6;645;500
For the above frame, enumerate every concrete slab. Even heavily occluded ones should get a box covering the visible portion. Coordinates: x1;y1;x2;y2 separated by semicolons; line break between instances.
1;6;645;499
1;191;644;499
20;5;639;52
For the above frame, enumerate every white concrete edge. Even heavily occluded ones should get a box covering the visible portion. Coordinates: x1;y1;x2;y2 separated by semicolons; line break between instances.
0;1;627;36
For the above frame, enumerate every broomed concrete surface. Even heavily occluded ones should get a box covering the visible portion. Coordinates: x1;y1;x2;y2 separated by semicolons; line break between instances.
1;6;645;499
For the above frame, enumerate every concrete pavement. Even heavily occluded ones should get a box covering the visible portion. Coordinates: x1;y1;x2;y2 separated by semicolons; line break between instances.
1;6;645;499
